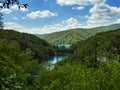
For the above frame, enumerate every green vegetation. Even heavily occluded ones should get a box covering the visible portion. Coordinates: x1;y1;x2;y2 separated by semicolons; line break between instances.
53;44;72;55
0;39;39;89
36;23;120;44
34;29;120;90
0;29;120;90
68;29;120;66
34;61;120;90
0;29;54;61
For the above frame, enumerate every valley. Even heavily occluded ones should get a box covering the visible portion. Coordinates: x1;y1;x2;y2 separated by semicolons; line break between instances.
1;0;120;90
0;27;120;90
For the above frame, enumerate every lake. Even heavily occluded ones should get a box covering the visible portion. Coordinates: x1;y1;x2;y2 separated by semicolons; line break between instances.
46;55;66;64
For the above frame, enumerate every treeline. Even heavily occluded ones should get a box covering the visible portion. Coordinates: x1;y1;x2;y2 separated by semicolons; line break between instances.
53;45;72;55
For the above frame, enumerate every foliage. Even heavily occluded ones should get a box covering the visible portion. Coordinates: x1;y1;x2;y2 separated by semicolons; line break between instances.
53;45;72;55
0;39;40;90
0;30;55;61
0;0;28;9
1;38;119;90
34;60;120;90
36;23;120;44
0;28;120;90
67;29;120;66
32;29;120;89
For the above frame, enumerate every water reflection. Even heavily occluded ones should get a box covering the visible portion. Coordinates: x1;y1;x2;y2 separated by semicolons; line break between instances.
46;55;66;64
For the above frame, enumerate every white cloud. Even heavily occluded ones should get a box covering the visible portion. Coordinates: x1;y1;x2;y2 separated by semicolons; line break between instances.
27;10;58;19
0;8;12;14
72;6;84;10
2;4;28;13
116;18;120;23
56;0;106;6
5;22;41;34
86;1;120;27
62;18;81;29
89;0;106;4
40;18;82;33
57;0;120;27
5;18;81;34
11;4;19;10
0;4;28;14
56;0;89;6
20;7;28;12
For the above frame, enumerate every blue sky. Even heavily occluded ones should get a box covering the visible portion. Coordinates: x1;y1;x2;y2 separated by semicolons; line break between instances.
1;0;120;34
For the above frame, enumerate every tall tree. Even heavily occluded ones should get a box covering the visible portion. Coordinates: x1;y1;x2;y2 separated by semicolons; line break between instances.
0;0;28;29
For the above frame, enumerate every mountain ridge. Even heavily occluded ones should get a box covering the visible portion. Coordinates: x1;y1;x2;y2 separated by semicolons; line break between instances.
35;23;120;44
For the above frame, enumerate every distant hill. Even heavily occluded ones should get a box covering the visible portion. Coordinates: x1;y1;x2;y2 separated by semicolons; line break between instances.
35;23;120;44
0;29;54;62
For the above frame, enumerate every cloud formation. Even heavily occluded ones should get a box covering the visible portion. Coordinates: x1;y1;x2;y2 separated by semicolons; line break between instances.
5;18;81;34
5;22;40;34
27;10;58;19
57;0;120;27
0;4;28;14
0;8;12;14
40;17;81;33
86;1;120;27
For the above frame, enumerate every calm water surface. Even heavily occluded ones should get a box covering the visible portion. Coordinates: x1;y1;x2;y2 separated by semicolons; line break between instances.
46;55;66;64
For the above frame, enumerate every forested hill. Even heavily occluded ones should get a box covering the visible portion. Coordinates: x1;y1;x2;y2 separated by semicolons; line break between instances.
36;23;120;44
0;29;54;61
67;29;120;65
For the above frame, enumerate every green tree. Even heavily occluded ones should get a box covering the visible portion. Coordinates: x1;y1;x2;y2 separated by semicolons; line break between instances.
0;39;39;89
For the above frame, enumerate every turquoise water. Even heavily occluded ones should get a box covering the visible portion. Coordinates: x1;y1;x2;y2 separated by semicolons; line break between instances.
46;55;66;64
54;44;71;48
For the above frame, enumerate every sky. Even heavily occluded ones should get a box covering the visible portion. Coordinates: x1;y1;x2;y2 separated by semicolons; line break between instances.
1;0;120;34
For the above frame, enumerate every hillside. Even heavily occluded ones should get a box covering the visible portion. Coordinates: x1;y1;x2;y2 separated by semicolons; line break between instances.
0;29;54;61
66;29;120;65
36;23;120;44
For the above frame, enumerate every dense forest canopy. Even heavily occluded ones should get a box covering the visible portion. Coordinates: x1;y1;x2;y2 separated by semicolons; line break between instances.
0;28;120;90
67;29;120;66
0;29;55;61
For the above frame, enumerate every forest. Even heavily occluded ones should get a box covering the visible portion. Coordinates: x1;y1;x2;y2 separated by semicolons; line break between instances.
0;29;120;90
0;30;55;62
